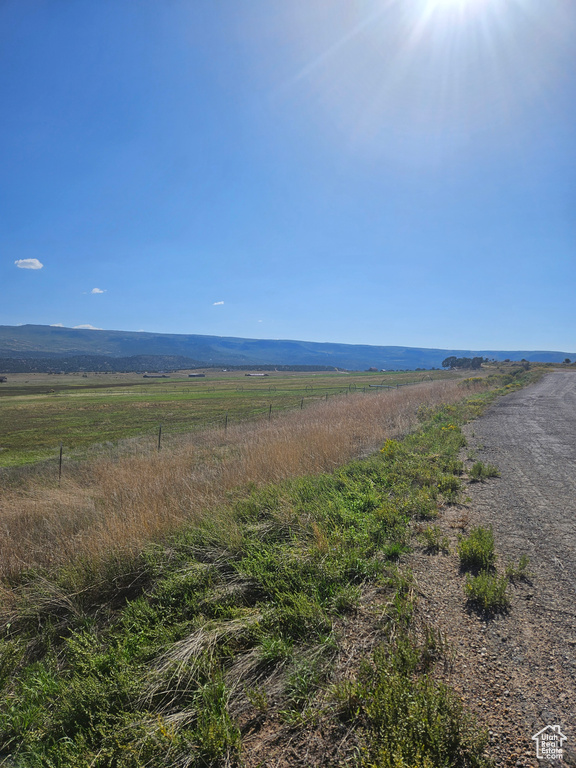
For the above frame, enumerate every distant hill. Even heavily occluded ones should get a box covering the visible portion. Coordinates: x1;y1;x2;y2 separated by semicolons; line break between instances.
0;325;573;371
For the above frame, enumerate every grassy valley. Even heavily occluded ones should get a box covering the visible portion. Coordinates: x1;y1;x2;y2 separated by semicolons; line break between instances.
0;369;451;467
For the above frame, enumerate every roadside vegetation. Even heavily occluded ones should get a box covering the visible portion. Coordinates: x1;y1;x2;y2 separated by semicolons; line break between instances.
0;367;540;766
457;526;496;572
464;571;510;614
458;527;532;615
468;461;500;482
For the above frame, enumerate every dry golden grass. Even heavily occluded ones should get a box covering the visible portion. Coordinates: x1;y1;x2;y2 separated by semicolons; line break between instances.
0;380;481;582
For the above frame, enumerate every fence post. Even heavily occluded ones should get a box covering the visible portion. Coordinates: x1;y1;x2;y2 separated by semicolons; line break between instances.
268;404;272;422
58;442;63;484
300;398;304;409
158;424;162;451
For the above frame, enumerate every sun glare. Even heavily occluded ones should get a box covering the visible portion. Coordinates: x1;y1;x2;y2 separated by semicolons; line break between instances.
420;0;492;21
422;0;492;19
426;0;483;8
280;0;575;162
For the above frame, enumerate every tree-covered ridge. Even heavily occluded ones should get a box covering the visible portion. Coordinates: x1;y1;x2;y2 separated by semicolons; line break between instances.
442;356;487;370
0;325;573;371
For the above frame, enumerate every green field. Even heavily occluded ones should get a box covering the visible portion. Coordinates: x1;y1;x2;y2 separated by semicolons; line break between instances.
0;369;455;467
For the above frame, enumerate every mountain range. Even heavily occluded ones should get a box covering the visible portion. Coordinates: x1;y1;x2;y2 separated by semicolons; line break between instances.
0;324;573;371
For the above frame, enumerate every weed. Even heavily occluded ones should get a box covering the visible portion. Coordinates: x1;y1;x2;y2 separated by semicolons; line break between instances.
465;572;510;614
258;636;293;664
505;555;532;583
329;584;361;614
457;526;496;572
469;461;500;482
437;473;462;501
383;569;417;629
245;684;268;713
194;673;240;761
420;626;453;672
337;632;490;768
0;640;23;692
284;657;323;712
421;525;450;554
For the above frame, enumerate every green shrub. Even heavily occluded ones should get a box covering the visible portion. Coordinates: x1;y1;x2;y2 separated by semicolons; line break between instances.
457;526;495;572
336;634;490;768
505;555;532;583
465;572;509;614
469;461;500;482
193;673;240;761
437;473;462;500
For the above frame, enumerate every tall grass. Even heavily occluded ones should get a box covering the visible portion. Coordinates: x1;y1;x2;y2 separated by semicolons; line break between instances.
0;380;483;584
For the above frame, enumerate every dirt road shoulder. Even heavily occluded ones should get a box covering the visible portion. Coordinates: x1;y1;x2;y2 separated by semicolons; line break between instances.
412;371;576;768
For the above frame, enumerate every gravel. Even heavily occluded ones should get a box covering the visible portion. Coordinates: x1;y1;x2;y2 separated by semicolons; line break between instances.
412;371;576;767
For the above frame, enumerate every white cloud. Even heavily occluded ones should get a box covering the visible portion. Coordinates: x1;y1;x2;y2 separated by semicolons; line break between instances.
50;323;64;327
213;301;224;305
15;258;43;270
90;288;106;294
73;324;102;330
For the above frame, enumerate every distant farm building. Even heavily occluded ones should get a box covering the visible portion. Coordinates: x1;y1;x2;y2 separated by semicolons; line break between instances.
143;374;170;378
0;376;7;383
188;373;206;378
245;373;269;377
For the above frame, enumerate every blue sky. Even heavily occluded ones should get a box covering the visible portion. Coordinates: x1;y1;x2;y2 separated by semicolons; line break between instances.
1;0;575;351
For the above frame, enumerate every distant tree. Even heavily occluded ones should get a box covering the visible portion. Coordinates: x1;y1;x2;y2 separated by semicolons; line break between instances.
564;358;571;364
442;356;458;369
442;356;486;370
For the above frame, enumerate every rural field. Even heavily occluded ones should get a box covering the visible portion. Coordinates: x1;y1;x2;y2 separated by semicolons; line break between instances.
0;368;456;468
0;370;475;579
0;366;542;767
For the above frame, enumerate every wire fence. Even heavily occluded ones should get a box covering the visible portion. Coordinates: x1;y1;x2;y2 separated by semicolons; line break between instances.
42;377;433;481
157;378;432;449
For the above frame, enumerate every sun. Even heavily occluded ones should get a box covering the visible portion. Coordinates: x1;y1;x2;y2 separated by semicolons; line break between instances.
424;0;486;11
419;0;491;25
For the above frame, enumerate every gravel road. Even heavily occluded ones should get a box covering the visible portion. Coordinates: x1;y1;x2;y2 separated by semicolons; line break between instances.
413;371;576;767
471;371;576;588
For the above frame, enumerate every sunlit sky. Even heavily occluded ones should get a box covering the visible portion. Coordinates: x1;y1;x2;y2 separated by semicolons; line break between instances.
1;0;575;351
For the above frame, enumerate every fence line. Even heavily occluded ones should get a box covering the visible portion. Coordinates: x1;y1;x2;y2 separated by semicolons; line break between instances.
52;378;434;481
